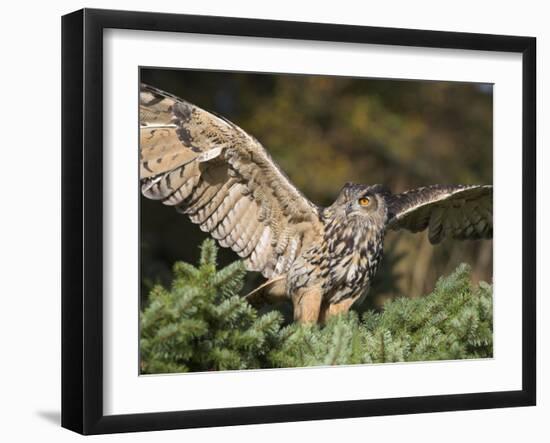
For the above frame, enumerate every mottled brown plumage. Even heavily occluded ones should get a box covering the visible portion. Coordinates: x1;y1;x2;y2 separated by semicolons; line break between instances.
139;84;493;323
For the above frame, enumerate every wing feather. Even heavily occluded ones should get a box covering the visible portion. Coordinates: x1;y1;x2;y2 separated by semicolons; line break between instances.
387;185;492;244
233;205;261;254
236;219;265;258
140;84;322;278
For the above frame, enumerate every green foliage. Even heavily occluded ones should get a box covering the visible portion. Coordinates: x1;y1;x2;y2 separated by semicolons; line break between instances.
140;239;283;373
270;264;492;367
141;241;492;374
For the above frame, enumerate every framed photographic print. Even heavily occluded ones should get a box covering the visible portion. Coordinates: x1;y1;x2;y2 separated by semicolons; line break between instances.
61;8;536;435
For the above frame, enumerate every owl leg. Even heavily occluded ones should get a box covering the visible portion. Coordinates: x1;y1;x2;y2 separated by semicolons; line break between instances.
318;298;356;324
292;286;323;323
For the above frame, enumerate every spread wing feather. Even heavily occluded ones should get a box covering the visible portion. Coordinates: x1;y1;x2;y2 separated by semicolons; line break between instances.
140;84;323;278
386;185;492;244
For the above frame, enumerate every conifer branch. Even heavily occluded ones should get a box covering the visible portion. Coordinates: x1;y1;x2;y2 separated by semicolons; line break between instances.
141;241;493;373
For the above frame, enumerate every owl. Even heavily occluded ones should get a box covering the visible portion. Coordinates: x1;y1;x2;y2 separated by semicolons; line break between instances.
140;84;492;323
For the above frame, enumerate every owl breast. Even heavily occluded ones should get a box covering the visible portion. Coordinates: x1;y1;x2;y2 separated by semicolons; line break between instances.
285;215;385;305
321;216;385;304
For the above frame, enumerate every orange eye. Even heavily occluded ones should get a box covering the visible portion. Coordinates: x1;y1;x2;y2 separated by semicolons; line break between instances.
358;197;370;206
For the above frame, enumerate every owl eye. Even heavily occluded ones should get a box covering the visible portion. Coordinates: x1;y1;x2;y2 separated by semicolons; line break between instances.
358;197;370;206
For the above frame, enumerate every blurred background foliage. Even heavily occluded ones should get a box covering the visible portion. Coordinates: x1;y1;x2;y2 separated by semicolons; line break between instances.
140;68;492;316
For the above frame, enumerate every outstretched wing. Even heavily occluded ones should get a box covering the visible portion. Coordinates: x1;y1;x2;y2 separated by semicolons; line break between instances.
140;84;323;278
386;185;492;244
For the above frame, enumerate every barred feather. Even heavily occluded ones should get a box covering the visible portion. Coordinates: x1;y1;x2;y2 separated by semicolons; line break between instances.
387;185;492;243
140;83;323;278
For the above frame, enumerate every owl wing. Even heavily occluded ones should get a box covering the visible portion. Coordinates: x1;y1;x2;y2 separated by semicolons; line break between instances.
386;185;492;244
140;84;323;278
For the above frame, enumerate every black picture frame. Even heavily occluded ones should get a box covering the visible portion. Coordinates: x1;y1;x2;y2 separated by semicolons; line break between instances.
61;8;536;435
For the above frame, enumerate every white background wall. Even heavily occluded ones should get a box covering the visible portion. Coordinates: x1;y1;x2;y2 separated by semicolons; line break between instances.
0;1;546;441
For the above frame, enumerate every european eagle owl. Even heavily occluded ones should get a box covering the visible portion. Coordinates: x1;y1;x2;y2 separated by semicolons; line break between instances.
140;84;492;323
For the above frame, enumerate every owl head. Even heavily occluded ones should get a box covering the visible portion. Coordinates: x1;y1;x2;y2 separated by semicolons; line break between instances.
330;182;390;224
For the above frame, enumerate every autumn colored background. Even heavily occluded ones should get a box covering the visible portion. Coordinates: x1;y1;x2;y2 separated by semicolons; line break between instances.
139;68;492;315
